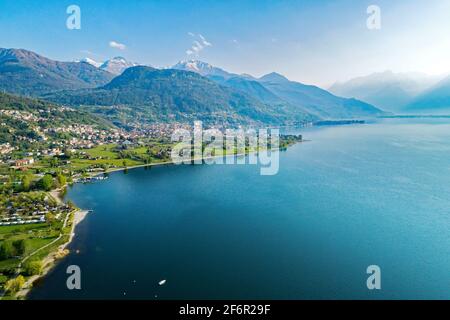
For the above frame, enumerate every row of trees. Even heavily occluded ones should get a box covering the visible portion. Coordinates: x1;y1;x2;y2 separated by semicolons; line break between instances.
1;172;69;194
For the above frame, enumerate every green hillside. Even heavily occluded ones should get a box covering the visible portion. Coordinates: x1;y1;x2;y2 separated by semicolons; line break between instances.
0;92;112;150
43;66;311;126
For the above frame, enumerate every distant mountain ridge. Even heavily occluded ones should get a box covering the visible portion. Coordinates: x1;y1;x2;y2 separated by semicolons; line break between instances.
172;60;236;80
99;56;140;75
222;76;283;105
43;66;311;126
329;71;443;112
405;74;450;113
77;57;103;68
257;72;384;119
172;61;384;119
78;56;142;75
0;48;114;96
259;72;290;83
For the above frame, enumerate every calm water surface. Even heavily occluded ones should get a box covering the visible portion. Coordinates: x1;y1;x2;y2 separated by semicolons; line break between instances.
29;119;450;299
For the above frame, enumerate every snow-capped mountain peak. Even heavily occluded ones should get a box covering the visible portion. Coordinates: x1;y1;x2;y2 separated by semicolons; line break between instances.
100;56;140;75
172;60;234;79
77;57;103;68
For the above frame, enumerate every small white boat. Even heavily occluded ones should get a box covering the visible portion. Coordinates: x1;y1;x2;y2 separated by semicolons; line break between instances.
158;280;167;286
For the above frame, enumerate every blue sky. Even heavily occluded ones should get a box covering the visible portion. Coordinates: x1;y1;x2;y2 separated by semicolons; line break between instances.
1;0;449;86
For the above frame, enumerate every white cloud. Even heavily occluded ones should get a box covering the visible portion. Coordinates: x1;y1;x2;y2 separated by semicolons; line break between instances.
186;33;212;56
109;41;126;50
192;41;203;52
199;34;212;47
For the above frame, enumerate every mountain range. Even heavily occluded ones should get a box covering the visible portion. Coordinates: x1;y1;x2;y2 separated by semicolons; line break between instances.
79;56;140;75
78;57;103;68
172;60;236;80
98;57;140;75
256;73;382;119
404;75;450;113
0;48;114;96
43;66;311;126
329;71;446;112
171;62;383;120
0;48;386;128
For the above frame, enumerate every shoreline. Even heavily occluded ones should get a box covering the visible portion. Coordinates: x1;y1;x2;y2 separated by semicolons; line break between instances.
49;188;90;246
88;144;306;178
15;190;90;299
19;142;303;299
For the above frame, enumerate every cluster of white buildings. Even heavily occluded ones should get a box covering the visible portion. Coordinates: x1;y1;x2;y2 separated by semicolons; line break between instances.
0;109;43;122
0;214;45;226
0;143;15;155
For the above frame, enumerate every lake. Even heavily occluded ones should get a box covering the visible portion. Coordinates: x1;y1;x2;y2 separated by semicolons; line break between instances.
29;119;450;299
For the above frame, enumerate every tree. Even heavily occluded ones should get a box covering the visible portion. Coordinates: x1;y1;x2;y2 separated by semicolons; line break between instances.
56;173;67;187
0;274;7;286
67;200;75;209
67;174;73;184
50;157;59;168
45;212;56;224
63;148;72;159
0;241;16;260
39;174;54;191
4;275;25;294
24;260;43;276
21;175;32;192
12;239;26;256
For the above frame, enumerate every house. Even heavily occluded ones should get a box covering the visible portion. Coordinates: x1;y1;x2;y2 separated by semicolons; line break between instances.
14;158;35;167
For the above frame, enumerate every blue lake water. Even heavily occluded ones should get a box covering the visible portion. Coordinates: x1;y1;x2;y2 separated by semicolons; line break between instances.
29;119;450;299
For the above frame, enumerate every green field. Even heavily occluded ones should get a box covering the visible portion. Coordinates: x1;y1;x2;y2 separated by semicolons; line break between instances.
83;144;119;159
0;224;47;236
69;158;144;170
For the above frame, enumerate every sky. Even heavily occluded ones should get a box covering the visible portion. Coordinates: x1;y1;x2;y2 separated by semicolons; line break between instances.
1;0;450;87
